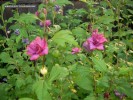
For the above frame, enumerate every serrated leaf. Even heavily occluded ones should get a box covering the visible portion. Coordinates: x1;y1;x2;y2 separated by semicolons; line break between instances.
73;67;93;91
16;78;25;88
20;28;28;37
127;9;133;14
0;52;15;64
117;83;133;99
17;13;36;24
19;98;34;100
97;15;114;24
0;83;8;100
119;67;132;75
0;69;8;76
84;94;96;100
72;27;86;38
74;76;92;91
97;76;109;88
32;80;52;100
52;30;78;47
91;57;107;72
16;34;22;43
49;64;69;82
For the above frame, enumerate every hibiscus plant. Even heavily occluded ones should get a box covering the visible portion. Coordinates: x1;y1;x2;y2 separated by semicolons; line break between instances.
0;0;133;100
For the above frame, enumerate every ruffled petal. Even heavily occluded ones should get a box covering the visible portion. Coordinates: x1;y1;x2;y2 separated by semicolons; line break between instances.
30;54;40;60
83;41;90;51
26;46;35;56
96;44;104;50
89;42;96;50
39;47;48;55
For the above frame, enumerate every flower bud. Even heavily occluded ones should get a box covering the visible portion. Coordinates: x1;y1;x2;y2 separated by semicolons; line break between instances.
71;89;77;93
87;23;92;32
7;31;11;34
40;67;48;76
71;47;81;54
35;11;39;17
43;8;47;15
114;90;121;97
104;92;110;99
45;20;51;27
39;21;44;27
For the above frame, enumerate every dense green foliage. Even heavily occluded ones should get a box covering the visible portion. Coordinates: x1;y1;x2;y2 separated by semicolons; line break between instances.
0;0;133;100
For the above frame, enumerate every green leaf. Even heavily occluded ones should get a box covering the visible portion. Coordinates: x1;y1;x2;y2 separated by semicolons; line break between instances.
97;76;109;88
16;78;25;88
67;64;77;71
19;98;34;100
118;67;132;75
16;34;22;43
127;9;133;14
91;57;107;72
17;13;36;24
1;2;11;13
79;0;87;3
0;83;8;100
55;0;73;6
97;15;114;24
117;82;133;99
72;27;86;38
7;17;14;23
32;80;52;100
52;30;78;47
19;28;28;37
0;52;15;64
73;67;93;91
0;69;8;76
84;94;96;100
49;64;69;82
74;76;92;91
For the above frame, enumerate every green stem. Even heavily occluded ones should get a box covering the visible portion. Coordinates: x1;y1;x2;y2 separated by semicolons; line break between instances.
1;13;8;38
42;56;45;68
104;0;113;10
93;75;97;97
53;11;55;25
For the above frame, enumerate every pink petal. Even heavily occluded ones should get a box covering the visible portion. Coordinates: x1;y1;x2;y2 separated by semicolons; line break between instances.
98;34;107;43
71;52;75;54
83;41;90;51
39;47;48;55
92;29;98;34
88;37;93;42
96;44;104;50
41;39;47;48
71;47;81;54
89;42;96;50
26;46;35;56
30;54;40;60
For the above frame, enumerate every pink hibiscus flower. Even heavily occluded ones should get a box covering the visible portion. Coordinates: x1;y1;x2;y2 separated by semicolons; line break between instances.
83;29;107;51
26;37;48;60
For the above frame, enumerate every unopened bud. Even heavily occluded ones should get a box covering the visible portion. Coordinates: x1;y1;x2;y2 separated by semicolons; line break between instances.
43;8;47;15
35;11;39;17
7;31;11;34
45;20;51;27
40;67;48;76
71;89;77;93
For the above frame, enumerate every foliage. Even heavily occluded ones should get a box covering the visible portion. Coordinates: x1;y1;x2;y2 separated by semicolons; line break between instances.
0;0;133;100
